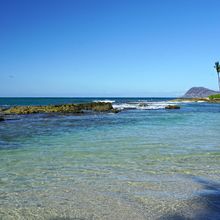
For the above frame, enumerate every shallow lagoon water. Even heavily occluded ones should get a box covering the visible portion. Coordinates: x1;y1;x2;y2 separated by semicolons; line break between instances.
0;98;220;219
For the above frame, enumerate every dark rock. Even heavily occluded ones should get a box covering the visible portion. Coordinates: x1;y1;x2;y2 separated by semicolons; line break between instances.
111;109;121;113
183;87;220;98
138;103;148;107
0;116;4;122
165;105;180;109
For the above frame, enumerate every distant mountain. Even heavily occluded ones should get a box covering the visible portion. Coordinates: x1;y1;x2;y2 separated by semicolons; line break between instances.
183;87;220;98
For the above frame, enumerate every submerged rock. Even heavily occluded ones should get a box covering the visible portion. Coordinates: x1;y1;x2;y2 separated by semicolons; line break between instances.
138;103;148;107
111;108;121;113
0;116;4;122
3;102;115;115
165;105;180;109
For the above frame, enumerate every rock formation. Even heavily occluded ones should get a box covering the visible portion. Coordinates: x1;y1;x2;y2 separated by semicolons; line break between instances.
165;105;180;109
183;87;220;98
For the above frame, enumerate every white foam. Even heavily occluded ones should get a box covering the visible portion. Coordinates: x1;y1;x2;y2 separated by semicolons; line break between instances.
173;100;193;103
93;100;115;103
113;101;176;110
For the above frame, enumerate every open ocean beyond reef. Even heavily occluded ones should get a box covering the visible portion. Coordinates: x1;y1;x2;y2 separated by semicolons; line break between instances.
0;97;220;220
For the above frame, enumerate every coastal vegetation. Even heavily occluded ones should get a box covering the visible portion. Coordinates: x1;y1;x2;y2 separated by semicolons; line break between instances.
209;94;220;100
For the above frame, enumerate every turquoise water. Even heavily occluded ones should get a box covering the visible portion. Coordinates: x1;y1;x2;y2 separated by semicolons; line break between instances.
0;98;220;219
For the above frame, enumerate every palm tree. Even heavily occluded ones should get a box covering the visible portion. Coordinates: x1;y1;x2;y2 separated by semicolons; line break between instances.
214;62;220;91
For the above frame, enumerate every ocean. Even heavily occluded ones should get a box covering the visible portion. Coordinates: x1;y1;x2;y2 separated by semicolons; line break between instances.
0;98;220;219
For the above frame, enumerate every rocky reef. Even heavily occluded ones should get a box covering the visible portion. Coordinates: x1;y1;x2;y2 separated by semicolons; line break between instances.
2;102;117;115
171;98;209;102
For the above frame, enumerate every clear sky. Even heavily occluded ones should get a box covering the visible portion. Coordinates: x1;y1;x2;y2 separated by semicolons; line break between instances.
1;0;220;97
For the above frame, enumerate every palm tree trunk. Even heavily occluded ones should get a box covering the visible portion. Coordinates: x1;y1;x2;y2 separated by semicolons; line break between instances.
218;72;220;91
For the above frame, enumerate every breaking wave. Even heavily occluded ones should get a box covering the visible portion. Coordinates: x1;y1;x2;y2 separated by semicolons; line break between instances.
113;101;176;110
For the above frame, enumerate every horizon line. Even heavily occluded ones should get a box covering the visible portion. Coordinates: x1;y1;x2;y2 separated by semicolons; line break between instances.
0;96;179;98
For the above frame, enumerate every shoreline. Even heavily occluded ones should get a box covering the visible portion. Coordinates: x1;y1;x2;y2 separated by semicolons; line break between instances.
170;97;220;103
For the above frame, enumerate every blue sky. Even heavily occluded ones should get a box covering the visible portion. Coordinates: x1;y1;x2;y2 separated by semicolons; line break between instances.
0;0;220;97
